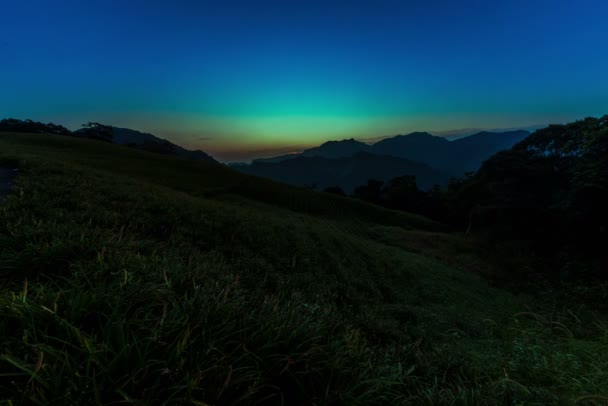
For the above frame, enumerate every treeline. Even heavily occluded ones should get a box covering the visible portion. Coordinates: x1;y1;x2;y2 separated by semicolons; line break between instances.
0;118;114;140
336;115;608;281
0;118;72;135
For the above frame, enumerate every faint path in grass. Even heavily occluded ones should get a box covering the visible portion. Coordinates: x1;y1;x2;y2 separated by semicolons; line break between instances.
0;167;17;202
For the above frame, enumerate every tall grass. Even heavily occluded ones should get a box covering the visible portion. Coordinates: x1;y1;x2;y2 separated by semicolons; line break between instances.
0;133;607;404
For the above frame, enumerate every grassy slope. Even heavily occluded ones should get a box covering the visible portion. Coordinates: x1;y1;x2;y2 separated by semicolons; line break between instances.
0;133;606;404
0;133;438;231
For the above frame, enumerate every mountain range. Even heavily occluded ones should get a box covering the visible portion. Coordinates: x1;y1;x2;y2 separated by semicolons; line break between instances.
237;151;447;193
372;130;530;173
234;130;530;191
0;118;531;193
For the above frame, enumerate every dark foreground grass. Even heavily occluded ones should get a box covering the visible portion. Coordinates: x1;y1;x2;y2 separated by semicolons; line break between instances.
1;133;607;404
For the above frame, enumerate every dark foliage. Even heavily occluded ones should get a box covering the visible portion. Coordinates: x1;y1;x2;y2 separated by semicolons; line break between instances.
238;151;446;193
353;115;608;280
449;117;606;280
460;116;607;243
75;122;114;142
0;118;72;136
353;179;385;204
323;185;346;196
353;177;447;221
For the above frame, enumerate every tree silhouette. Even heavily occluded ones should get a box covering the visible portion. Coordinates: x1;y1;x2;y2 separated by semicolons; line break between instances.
78;122;113;141
0;118;71;135
323;186;346;196
353;179;384;204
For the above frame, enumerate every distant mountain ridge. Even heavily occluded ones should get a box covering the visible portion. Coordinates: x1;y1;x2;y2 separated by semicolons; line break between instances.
235;129;531;192
372;130;530;173
301;138;372;159
238;151;448;193
253;139;371;164
251;130;530;175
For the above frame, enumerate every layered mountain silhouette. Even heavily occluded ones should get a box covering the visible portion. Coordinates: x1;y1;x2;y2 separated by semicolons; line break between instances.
2;118;531;192
254;139;371;164
237;151;447;193
373;130;530;173
235;130;531;191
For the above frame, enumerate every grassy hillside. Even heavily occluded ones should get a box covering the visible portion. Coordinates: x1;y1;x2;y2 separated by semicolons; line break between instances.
0;134;438;232
1;133;607;404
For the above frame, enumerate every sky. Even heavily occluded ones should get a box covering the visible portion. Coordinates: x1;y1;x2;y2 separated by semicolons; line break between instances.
1;0;607;161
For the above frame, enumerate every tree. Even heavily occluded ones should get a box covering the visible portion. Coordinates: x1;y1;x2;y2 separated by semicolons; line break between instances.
353;179;384;204
381;175;423;211
77;122;113;141
451;115;608;279
323;186;346;196
0;118;71;135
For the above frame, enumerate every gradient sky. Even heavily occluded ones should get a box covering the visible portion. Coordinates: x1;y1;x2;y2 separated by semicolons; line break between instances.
1;0;607;161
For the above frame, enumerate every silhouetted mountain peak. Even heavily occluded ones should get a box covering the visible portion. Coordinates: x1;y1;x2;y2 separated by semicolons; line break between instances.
302;138;371;158
380;132;446;143
236;149;447;192
242;128;533;180
319;138;362;146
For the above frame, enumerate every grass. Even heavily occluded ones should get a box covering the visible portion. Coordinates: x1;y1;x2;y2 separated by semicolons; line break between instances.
0;132;607;404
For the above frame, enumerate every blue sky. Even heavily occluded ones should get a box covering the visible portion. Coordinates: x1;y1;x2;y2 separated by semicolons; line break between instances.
1;0;607;161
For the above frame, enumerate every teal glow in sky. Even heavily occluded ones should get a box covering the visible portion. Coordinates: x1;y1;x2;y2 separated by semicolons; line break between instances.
1;0;607;161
